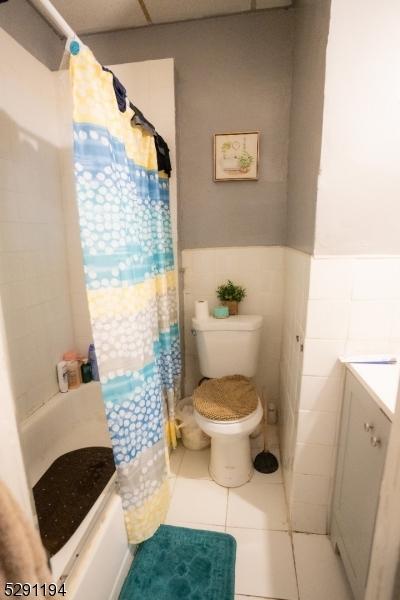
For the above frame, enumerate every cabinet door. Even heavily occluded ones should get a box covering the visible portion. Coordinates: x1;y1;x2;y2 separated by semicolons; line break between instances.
333;373;390;594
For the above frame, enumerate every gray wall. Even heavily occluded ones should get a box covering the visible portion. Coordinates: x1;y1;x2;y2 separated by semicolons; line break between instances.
286;0;331;254
82;11;294;249
0;0;63;70
1;7;294;250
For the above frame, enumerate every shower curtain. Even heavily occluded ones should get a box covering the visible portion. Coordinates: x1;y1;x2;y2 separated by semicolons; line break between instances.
70;46;181;543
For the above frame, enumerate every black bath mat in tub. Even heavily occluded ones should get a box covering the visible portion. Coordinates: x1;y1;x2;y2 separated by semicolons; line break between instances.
33;446;115;556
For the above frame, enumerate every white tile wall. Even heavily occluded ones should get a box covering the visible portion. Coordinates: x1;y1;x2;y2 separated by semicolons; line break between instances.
299;374;343;412
310;257;400;353
351;259;400;301
0;300;33;518
291;501;328;535
294;442;333;476
348;300;395;341
302;339;346;377
55;71;93;357
182;246;285;402
308;257;353;300
292;472;331;506
0;30;74;422
305;299;351;339
296;410;337;446
279;248;311;506
291;254;400;534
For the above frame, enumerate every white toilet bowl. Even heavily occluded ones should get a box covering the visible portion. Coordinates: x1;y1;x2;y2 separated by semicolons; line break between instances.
194;399;263;487
191;314;264;488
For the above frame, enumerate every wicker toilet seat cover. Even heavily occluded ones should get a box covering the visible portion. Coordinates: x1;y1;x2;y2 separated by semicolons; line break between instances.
193;375;258;421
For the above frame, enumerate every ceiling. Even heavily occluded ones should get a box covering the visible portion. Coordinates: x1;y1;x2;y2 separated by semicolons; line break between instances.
32;0;292;36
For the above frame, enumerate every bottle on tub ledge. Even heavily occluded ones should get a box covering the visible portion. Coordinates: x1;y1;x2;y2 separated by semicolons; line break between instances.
56;361;69;393
62;351;82;390
88;343;100;382
81;358;92;384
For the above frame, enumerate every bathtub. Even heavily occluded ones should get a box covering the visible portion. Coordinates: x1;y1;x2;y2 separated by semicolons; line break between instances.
20;382;134;600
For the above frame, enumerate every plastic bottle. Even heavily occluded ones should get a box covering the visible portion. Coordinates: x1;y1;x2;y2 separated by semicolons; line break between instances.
81;359;92;384
56;361;69;393
88;343;100;381
63;351;81;390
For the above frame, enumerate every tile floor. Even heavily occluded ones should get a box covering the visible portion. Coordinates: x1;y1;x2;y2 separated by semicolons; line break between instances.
165;426;353;600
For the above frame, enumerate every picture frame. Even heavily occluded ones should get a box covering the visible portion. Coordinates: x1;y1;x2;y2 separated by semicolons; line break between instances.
213;131;259;182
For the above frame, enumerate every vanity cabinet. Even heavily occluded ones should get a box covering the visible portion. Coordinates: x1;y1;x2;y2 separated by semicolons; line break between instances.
331;371;391;600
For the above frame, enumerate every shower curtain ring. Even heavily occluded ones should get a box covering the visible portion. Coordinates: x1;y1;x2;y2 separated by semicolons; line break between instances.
69;40;80;55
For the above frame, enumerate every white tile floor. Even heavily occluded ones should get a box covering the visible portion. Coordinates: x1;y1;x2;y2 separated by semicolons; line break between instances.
166;426;353;600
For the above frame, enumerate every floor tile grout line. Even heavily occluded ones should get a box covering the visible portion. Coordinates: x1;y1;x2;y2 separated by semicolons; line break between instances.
235;596;289;600
166;519;227;530
167;522;291;533
178;480;284;487
226;525;290;533
277;441;300;600
167;519;227;529
238;480;284;486
179;477;283;485
289;529;301;600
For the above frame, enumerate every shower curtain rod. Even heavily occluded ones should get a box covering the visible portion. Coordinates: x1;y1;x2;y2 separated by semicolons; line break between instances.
31;0;82;46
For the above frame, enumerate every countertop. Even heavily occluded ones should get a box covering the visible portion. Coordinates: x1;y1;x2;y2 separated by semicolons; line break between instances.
344;361;400;422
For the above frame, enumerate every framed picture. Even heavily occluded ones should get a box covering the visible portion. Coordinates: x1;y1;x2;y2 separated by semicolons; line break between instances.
214;131;259;181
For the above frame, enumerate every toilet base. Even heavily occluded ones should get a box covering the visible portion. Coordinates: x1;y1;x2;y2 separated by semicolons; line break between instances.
209;434;253;488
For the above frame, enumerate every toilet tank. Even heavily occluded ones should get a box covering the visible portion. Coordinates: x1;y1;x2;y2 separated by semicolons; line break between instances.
191;315;263;378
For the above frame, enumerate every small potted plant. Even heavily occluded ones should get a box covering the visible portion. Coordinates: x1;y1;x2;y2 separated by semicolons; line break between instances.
216;280;247;316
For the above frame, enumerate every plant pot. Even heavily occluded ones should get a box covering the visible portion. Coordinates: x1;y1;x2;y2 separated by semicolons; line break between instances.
222;300;238;316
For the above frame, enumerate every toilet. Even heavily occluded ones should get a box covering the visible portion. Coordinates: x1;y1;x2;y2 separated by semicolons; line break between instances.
191;314;263;487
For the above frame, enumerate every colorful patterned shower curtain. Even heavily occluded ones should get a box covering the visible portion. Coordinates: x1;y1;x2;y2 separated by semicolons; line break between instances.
69;46;181;543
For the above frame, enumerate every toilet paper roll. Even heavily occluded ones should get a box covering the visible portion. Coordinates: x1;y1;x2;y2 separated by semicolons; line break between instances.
194;300;209;320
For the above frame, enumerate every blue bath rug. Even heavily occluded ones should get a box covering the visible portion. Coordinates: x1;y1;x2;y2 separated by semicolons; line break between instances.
119;525;236;600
